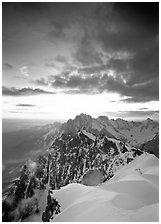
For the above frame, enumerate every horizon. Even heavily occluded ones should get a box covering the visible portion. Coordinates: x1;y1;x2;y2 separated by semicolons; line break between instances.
2;112;159;123
2;2;159;121
2;113;159;135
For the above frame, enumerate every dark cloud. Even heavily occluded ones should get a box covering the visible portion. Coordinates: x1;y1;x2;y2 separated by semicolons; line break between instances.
96;3;158;52
49;71;158;102
71;4;158;102
16;104;36;107
77;57;130;75
95;3;158;98
129;43;158;85
78;64;106;74
51;74;100;93
114;3;158;33
48;21;67;40
2;86;55;96
33;78;48;86
72;2;158;102
45;62;56;68
47;3;103;41
73;34;103;66
3;2;50;27
3;62;14;70
55;55;68;64
105;76;158;102
121;97;157;103
3;3;159;103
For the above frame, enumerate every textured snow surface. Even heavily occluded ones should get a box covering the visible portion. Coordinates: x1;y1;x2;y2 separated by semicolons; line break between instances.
51;154;159;222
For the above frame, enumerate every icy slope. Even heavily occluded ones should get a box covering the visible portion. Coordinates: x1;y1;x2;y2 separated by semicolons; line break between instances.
52;153;159;222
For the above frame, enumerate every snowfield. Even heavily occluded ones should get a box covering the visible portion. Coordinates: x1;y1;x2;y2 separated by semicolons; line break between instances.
51;153;158;222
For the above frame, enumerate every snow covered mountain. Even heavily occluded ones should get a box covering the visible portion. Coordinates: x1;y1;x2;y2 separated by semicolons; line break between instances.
2;114;159;222
36;114;158;150
56;113;159;148
49;129;144;186
2;127;149;221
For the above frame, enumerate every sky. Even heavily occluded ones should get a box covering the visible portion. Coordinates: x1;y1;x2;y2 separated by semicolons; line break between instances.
2;2;159;121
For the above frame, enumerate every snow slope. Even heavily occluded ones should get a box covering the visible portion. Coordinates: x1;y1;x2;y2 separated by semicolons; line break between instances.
51;153;159;222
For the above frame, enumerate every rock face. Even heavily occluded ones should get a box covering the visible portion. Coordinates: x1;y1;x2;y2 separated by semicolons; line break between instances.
81;169;105;186
140;134;159;158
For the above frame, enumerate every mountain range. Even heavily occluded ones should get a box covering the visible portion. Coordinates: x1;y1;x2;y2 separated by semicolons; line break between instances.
2;114;159;221
38;114;159;155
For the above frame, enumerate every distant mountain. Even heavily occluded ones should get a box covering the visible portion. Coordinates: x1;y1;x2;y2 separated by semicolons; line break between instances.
2;122;61;191
26;114;158;150
54;114;158;147
3;122;62;161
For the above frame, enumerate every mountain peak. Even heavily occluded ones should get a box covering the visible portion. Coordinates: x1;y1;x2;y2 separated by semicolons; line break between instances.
75;113;92;120
74;113;92;124
97;115;109;122
62;114;93;134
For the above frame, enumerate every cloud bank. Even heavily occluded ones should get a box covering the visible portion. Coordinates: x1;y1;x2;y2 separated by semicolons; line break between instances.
2;86;55;96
